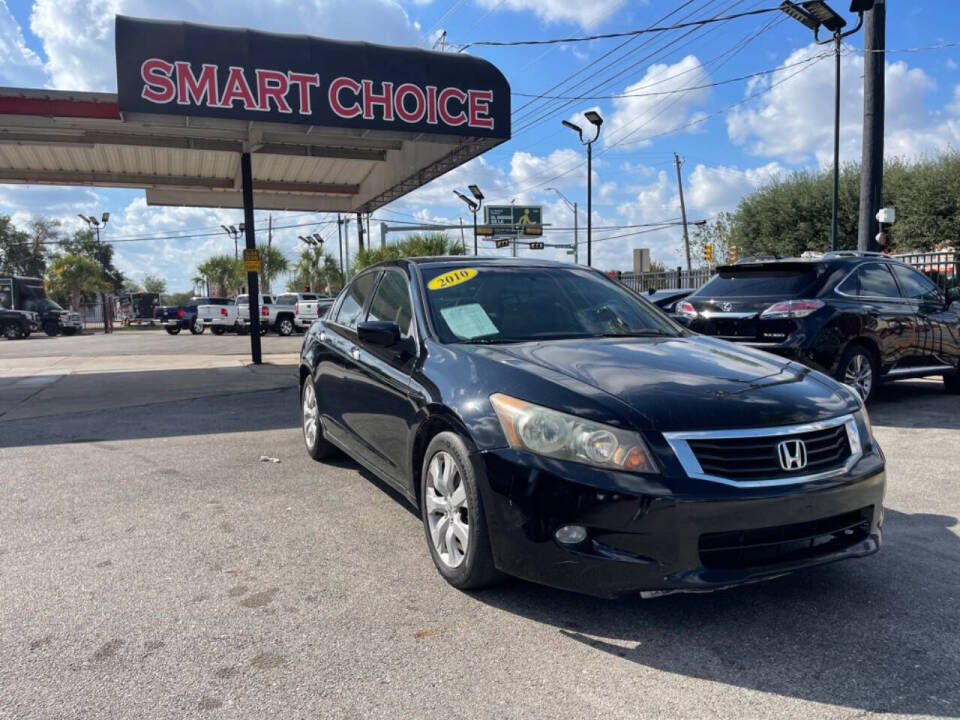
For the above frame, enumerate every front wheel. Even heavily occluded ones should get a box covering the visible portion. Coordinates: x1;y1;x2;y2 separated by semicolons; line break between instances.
836;343;878;403
43;321;59;337
189;319;205;335
301;376;340;460
944;370;960;394
61;327;77;336
3;322;24;340
420;432;502;591
165;326;181;335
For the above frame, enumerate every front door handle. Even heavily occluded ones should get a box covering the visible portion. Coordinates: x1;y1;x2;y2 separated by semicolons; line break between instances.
351;347;361;360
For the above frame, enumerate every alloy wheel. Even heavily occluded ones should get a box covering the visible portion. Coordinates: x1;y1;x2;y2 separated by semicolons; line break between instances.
3;323;20;339
279;319;293;336
302;382;319;449
424;451;469;568
844;353;873;400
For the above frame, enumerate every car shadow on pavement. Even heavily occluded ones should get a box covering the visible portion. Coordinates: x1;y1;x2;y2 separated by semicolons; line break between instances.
868;379;960;430
473;508;960;717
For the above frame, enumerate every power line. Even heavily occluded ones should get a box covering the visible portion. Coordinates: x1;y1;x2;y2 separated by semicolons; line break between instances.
455;6;780;50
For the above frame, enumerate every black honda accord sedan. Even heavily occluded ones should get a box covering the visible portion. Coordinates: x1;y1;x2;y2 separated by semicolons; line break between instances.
299;257;884;598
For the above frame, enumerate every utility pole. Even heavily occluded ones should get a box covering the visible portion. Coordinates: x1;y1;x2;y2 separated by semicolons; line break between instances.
858;0;885;251
674;152;692;276
356;212;365;252
336;213;345;281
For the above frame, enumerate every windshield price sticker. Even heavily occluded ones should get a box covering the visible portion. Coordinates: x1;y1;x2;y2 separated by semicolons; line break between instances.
440;303;499;339
427;268;477;291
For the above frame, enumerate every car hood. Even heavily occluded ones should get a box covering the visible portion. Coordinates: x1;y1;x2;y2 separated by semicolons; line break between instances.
466;334;856;431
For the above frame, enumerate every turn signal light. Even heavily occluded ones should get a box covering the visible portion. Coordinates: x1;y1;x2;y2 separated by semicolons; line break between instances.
760;299;824;319
177;308;184;318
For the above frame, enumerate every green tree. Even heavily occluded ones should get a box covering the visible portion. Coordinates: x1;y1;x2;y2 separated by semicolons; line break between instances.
257;244;290;292
142;274;167;295
691;212;733;267
59;228;126;292
288;245;343;294
0;215;53;277
47;254;109;309
195;255;243;296
353;232;464;271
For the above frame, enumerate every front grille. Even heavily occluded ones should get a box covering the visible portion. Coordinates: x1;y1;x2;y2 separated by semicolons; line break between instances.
699;506;873;569
687;424;851;482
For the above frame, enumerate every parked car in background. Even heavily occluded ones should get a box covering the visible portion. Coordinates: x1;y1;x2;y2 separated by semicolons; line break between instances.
1;307;38;339
236;294;275;336
117;292;160;325
679;251;960;401
295;296;335;331
158;296;231;335
273;292;324;335
1;276;83;336
197;297;239;335
646;288;693;319
299;257;884;598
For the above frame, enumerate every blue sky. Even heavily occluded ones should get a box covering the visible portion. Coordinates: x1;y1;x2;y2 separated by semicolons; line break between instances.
0;0;958;291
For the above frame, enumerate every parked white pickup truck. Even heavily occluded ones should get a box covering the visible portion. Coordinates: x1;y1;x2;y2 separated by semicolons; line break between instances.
272;292;326;334
236;294;275;335
294;296;335;331
197;297;239;335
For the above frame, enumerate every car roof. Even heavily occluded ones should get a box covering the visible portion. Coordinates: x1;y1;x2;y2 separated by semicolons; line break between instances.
718;252;907;272
372;256;582;271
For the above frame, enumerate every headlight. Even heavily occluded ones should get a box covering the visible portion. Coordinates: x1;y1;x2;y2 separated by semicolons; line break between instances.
855;407;873;445
490;393;659;473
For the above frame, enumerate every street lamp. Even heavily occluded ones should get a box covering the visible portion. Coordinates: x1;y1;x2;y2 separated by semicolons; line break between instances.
779;0;873;251
77;212;111;334
562;110;603;266
222;224;240;260
453;189;481;255
546;187;578;264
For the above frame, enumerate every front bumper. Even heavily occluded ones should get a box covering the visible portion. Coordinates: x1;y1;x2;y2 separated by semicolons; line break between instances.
475;448;884;598
59;313;82;329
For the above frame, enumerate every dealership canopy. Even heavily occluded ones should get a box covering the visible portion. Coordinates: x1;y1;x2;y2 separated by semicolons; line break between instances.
0;16;511;213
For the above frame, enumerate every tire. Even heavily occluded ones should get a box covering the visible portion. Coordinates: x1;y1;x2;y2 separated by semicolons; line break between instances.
211;326;226;336
836;342;878;403
165;326;181;335
61;327;76;336
420;432;502;591
301;376;340;460
277;316;294;336
944;370;960;394
189;318;205;335
43;321;59;337
3;322;24;340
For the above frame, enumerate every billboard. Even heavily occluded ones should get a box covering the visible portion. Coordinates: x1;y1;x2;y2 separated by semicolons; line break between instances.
483;205;542;227
115;16;510;139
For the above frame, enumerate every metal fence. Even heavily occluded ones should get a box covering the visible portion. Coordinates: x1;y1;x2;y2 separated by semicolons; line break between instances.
617;267;714;293
894;250;959;291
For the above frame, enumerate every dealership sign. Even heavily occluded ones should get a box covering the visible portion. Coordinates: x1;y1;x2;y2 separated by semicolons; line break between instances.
115;16;510;139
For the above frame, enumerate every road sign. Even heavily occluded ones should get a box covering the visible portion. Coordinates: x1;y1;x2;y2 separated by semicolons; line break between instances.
484;205;542;227
243;248;261;273
528;242;545;250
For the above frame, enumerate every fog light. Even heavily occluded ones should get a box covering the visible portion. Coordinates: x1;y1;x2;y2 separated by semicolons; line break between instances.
554;524;588;545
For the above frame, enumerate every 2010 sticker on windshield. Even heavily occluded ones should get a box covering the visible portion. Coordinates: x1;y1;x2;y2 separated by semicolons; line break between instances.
427;268;477;290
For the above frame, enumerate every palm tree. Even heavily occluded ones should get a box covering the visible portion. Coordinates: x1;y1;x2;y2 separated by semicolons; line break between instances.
289;246;342;294
196;255;243;296
257;245;289;293
47;254;110;309
353;232;463;271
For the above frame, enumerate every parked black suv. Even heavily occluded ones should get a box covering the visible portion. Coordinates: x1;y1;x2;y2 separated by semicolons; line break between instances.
680;252;960;401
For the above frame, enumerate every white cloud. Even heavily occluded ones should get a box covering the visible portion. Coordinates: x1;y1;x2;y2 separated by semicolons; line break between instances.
686;162;785;217
605;55;711;150
509;148;581;191
475;0;625;30
0;0;46;86
727;45;959;166
29;0;423;91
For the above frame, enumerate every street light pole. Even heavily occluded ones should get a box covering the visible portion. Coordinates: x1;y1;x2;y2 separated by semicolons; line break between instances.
831;30;841;251
562;111;603;267
78;212;111;334
547;187;578;263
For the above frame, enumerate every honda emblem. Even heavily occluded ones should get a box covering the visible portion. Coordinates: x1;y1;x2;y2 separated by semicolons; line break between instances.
777;439;807;471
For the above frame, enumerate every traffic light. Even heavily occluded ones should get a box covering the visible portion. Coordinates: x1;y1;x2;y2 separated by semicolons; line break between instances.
729;245;738;263
705;243;713;262
528;242;545;250
495;239;510;249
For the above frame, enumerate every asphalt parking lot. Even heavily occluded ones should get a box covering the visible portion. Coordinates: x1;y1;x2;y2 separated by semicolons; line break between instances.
1;332;958;719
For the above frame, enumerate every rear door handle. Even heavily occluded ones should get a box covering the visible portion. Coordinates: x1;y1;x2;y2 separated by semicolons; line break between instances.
351;347;361;360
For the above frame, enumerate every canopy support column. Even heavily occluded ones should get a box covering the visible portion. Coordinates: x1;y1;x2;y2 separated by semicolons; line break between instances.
241;152;262;365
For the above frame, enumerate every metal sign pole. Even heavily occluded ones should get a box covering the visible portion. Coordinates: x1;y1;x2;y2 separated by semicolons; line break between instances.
241;152;262;365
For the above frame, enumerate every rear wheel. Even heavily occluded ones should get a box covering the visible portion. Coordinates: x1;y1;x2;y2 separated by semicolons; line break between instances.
3;322;24;340
189;319;205;335
165;326;181;335
420;432;502;591
944;370;960;394
258;324;269;337
301;376;340;460
43;321;59;337
836;343;878;402
211;326;226;336
277;317;294;336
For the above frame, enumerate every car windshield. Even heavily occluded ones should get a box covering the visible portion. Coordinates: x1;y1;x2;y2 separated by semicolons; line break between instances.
695;267;819;298
21;283;62;312
421;265;679;343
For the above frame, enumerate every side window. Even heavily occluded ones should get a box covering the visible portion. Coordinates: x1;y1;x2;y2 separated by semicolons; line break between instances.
841;264;900;298
334;273;377;329
365;271;414;338
276;294;296;306
891;264;942;302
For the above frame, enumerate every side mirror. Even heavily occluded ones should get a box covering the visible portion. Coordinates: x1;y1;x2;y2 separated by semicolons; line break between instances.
357;320;400;347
